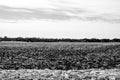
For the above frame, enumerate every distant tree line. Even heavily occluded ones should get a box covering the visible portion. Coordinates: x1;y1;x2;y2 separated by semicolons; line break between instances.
0;36;120;42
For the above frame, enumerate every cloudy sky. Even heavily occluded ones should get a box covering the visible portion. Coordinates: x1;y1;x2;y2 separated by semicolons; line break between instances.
0;0;120;39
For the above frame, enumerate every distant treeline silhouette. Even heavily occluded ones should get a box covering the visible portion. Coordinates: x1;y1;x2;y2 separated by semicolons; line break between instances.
0;36;120;42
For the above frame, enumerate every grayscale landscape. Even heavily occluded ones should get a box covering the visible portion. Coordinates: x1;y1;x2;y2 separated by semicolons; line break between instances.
0;0;120;80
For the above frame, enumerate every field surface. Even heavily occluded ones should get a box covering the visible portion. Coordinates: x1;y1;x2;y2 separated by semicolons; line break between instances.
0;69;120;80
0;41;120;80
0;41;120;70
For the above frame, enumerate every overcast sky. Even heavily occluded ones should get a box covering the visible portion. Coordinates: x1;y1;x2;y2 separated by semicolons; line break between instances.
0;0;120;39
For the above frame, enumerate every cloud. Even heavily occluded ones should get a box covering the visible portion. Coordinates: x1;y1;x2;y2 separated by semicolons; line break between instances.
0;5;120;23
0;5;71;21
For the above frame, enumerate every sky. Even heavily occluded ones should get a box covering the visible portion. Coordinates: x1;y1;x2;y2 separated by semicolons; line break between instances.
0;0;120;39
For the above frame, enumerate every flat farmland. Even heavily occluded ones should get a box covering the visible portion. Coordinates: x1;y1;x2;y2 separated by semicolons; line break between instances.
0;41;120;70
0;41;120;80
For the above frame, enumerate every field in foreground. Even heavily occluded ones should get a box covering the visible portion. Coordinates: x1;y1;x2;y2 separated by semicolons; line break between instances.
0;69;120;80
0;41;120;70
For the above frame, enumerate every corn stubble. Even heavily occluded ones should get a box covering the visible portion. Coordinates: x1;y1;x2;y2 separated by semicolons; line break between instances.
0;69;120;80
